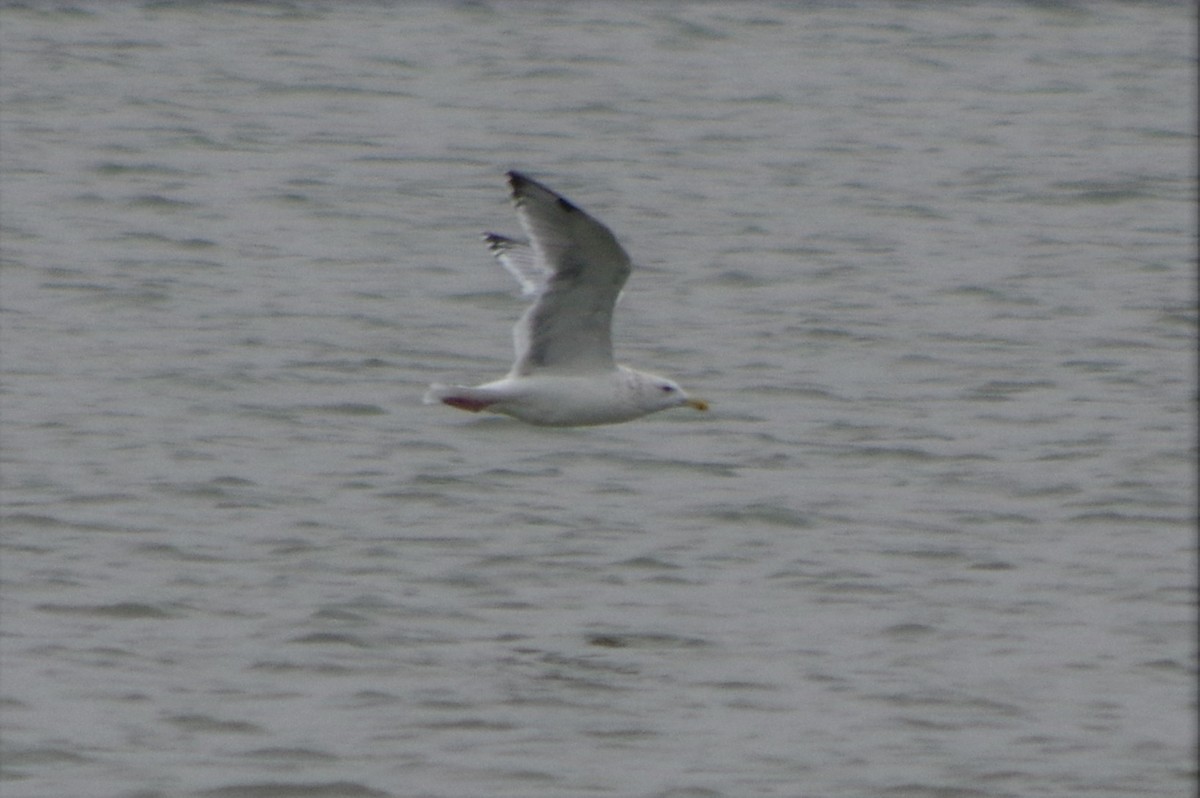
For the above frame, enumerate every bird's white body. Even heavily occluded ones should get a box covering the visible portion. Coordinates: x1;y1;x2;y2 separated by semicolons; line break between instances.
427;366;696;427
425;171;707;427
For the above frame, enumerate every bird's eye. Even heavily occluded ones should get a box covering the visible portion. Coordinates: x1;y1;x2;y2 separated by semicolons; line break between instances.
661;385;674;393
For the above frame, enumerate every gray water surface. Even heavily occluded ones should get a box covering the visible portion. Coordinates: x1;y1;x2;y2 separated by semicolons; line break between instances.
1;2;1194;797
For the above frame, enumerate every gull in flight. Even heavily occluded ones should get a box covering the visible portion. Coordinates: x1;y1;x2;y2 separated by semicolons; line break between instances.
425;171;708;426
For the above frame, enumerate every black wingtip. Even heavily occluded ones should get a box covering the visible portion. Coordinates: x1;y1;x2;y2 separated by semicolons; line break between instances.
481;231;511;250
505;170;580;213
506;170;531;203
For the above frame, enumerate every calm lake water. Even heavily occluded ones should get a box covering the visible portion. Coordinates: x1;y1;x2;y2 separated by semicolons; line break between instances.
1;2;1194;797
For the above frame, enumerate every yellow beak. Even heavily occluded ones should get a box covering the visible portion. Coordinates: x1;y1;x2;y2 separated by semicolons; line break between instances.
685;398;709;412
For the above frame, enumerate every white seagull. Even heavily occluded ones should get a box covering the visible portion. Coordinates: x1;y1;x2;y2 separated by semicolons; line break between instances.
424;171;708;426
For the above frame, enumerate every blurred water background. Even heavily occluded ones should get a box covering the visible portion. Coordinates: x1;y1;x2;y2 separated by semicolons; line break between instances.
0;1;1194;797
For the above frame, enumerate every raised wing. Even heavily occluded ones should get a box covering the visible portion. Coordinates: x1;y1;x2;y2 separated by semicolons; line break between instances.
505;171;631;376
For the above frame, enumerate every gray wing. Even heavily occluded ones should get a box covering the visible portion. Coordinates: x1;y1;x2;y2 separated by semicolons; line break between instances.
482;233;549;298
504;171;631;376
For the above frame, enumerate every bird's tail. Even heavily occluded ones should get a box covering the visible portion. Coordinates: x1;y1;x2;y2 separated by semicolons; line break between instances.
423;383;453;405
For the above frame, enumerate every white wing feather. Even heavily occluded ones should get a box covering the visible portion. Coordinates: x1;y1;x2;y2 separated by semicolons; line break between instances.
503;171;631;377
482;233;548;298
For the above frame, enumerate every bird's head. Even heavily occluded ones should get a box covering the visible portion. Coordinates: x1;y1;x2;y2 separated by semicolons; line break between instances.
637;375;709;414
